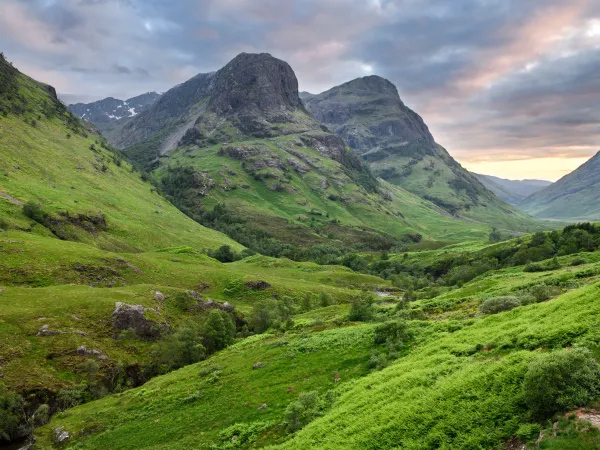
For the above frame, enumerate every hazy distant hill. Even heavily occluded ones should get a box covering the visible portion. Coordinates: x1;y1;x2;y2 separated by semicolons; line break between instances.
520;151;600;220
474;174;552;205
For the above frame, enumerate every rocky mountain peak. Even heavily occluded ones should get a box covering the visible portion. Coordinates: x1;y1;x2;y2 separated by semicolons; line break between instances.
341;75;400;98
208;52;304;118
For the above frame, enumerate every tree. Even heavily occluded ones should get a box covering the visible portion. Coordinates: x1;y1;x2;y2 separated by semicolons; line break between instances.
151;326;205;371
201;309;236;354
488;227;502;243
348;295;374;322
213;245;235;263
284;391;323;433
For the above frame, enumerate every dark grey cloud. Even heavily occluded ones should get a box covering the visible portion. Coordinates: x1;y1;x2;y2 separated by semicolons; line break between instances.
0;0;599;179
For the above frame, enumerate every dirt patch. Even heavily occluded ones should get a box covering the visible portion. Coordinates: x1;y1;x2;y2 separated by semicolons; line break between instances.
571;408;600;428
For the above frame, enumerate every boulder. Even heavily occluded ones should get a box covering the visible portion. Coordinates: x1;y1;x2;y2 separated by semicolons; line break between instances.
253;362;265;370
53;427;70;444
244;280;271;290
111;302;165;340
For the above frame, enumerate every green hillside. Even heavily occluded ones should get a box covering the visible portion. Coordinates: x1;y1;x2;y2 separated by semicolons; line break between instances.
33;223;600;449
303;76;540;233
105;53;532;254
0;53;240;253
520;151;600;221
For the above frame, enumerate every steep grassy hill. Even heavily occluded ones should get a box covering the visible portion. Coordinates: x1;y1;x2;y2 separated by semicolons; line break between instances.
34;223;600;449
0;53;239;252
520;151;600;220
303;76;539;232
474;174;552;205
105;53;505;252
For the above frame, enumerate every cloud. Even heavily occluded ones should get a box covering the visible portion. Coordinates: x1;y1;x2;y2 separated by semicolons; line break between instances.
1;0;599;180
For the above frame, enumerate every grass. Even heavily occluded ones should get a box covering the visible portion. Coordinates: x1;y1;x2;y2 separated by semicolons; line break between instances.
33;245;600;449
0;59;240;253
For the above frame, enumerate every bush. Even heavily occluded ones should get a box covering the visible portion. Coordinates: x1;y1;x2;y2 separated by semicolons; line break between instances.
524;262;545;273
284;391;323;433
201;309;236;354
249;300;277;333
374;320;411;345
528;285;561;302
348;296;374;322
571;257;587;266
515;423;539;441
480;296;521;315
213;245;235;263
151;326;205;372
23;201;47;224
0;391;25;441
523;348;600;419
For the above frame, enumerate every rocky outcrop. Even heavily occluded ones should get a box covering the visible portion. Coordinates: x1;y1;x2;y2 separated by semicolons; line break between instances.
208;53;304;120
303;75;434;156
111;302;165;339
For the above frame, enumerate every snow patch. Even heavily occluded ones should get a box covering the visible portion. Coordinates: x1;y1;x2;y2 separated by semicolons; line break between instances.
128;107;137;116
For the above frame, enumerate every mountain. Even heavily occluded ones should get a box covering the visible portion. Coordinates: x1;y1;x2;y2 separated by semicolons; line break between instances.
107;53;502;252
520;151;600;220
0;53;238;252
474;174;552;205
68;92;161;135
302;76;539;232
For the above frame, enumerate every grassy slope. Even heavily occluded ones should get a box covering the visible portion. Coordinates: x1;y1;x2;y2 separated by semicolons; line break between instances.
158;136;497;244
520;152;600;221
0;60;240;253
35;242;600;449
0;230;386;396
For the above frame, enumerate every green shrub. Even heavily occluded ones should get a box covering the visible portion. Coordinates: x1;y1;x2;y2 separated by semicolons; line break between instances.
524;262;545;273
56;385;90;410
480;296;521;315
216;421;273;449
528;285;561;302
173;292;197;312
0;217;9;231
213;245;236;263
201;309;236;354
571;257;587;266
523;348;600;419
374;320;411;345
22;201;47;224
151;326;206;372
515;423;539;441
249;300;278;333
284;391;323;433
348;296;374;322
0;391;24;441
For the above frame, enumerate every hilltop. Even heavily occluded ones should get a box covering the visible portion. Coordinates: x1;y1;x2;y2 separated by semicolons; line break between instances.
303;76;539;232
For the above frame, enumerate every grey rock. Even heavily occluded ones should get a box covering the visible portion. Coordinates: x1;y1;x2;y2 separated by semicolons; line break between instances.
111;302;165;340
154;291;165;302
253;362;265;370
53;426;70;444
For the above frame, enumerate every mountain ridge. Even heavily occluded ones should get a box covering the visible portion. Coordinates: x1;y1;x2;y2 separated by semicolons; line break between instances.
520;151;600;220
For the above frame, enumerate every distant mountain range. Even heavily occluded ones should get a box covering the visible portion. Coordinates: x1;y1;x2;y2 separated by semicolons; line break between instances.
473;174;552;205
68;92;161;135
520;151;600;221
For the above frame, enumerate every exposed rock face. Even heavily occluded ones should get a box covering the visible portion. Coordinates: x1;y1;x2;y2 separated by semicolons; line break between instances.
303;75;434;157
111;302;165;339
208;52;303;121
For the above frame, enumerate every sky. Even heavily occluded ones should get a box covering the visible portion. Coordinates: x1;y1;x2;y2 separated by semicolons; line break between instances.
1;0;599;181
